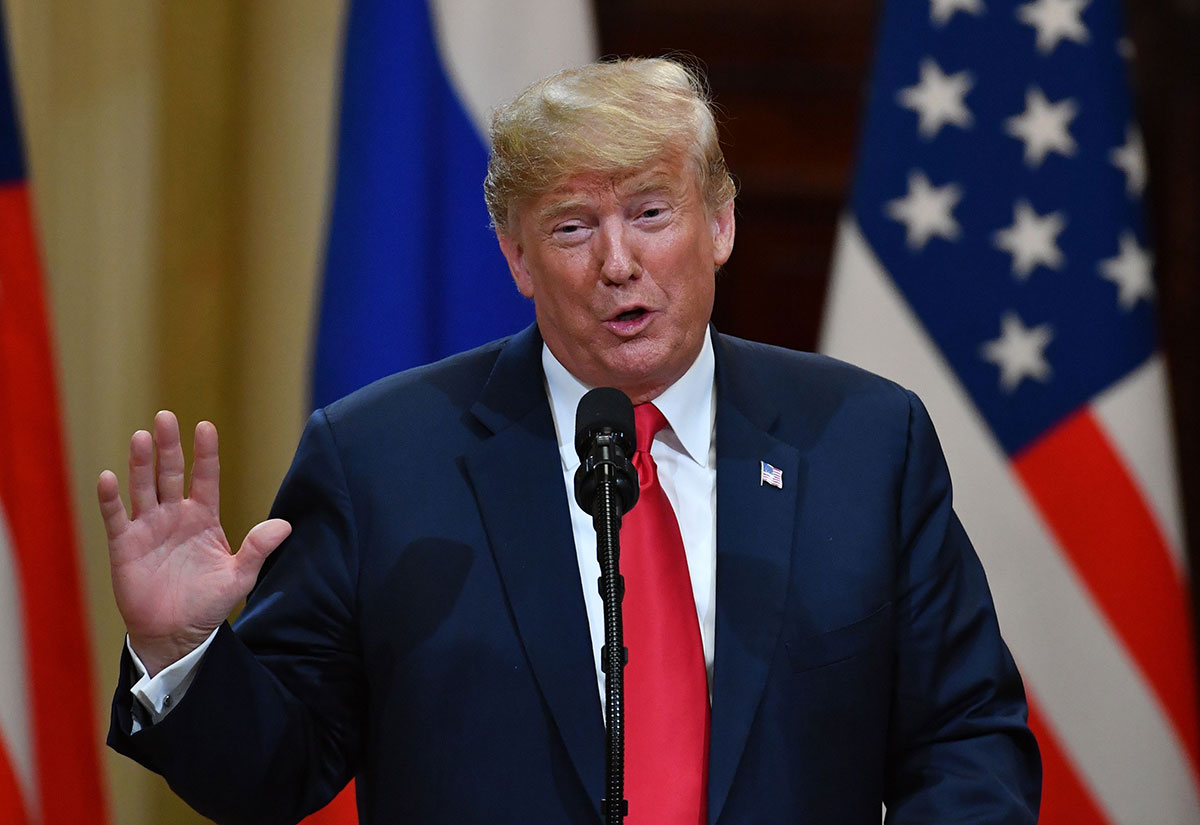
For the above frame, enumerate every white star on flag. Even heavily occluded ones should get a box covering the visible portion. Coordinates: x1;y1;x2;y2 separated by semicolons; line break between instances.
1005;87;1079;167
897;57;974;139
1110;124;1147;197
980;311;1054;392
1017;0;1091;54
929;0;985;26
992;200;1067;279
1098;230;1154;309
885;171;963;250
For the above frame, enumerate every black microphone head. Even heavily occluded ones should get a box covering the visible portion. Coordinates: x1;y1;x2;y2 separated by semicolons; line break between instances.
574;387;636;461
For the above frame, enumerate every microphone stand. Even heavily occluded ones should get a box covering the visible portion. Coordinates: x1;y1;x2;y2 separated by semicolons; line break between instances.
591;449;629;824
576;428;637;824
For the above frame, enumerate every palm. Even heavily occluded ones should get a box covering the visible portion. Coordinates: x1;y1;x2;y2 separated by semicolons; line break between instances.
98;412;290;673
110;497;240;640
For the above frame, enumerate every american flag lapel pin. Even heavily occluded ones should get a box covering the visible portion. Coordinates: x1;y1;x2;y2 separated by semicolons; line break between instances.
760;460;783;489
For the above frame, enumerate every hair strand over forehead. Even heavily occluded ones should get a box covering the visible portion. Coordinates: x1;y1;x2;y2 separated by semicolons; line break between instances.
484;56;737;233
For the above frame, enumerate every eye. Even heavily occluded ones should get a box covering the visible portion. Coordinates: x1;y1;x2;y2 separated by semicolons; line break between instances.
636;204;672;224
550;220;590;244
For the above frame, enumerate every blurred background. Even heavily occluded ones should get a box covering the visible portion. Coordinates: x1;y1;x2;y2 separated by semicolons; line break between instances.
1;0;1196;823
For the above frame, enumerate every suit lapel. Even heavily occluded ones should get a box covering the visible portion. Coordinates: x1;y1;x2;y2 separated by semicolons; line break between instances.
462;325;606;817
461;327;801;821
707;335;799;824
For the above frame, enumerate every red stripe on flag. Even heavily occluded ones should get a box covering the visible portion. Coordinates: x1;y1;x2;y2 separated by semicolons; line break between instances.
0;739;31;825
0;183;110;824
1026;692;1114;825
1014;408;1200;777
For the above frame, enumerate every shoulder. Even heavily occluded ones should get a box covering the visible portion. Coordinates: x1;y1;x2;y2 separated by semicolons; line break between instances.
715;332;916;419
321;335;512;429
712;332;935;480
295;334;529;471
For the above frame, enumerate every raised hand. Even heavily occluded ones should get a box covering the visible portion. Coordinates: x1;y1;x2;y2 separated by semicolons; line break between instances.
97;411;291;676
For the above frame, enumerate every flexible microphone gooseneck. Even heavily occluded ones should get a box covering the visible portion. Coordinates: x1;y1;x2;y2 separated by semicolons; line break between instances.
574;387;639;824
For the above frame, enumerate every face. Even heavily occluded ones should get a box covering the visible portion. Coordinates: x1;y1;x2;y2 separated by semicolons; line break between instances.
497;154;735;404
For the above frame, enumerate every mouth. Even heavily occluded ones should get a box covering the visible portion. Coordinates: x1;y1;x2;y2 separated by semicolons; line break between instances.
604;305;655;336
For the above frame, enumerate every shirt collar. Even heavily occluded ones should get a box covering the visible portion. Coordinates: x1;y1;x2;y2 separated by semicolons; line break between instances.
543;328;716;471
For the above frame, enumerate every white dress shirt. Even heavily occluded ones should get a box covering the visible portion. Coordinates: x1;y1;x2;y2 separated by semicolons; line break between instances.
542;330;718;708
129;331;719;724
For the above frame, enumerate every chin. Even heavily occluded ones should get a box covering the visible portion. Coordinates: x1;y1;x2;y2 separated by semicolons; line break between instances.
598;356;678;399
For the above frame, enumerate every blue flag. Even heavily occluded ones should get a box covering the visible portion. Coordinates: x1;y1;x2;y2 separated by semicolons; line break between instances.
313;0;595;408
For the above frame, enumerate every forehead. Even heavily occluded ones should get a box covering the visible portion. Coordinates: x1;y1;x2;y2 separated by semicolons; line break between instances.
528;155;699;217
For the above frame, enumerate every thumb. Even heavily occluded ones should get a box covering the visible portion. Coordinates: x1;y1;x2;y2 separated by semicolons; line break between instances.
234;518;292;582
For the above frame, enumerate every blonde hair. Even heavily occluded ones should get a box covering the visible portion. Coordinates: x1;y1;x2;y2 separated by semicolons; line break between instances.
484;56;736;233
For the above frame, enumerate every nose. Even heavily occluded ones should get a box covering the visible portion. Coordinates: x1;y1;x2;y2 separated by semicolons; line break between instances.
597;219;639;284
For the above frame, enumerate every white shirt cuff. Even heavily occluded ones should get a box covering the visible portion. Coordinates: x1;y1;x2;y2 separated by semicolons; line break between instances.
127;628;220;731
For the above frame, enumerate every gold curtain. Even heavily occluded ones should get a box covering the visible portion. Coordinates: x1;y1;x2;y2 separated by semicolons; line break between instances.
3;1;345;821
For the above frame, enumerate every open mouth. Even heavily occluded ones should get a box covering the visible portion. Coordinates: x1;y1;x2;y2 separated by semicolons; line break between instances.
613;307;646;322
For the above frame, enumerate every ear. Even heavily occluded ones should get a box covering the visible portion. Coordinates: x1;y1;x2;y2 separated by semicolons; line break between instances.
711;199;736;267
497;230;535;299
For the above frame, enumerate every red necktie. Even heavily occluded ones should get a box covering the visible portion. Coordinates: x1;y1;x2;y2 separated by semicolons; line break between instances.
622;403;709;824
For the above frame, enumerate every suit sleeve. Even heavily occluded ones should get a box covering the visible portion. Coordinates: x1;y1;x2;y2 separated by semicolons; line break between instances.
107;409;364;825
883;390;1042;824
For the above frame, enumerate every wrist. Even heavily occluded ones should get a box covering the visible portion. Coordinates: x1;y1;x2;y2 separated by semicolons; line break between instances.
128;629;216;677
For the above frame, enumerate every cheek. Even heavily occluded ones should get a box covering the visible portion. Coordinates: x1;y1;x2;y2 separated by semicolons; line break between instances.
676;285;715;335
676;265;716;312
535;273;594;324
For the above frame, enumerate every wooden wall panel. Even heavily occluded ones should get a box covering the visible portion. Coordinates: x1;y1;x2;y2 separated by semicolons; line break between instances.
1125;0;1200;605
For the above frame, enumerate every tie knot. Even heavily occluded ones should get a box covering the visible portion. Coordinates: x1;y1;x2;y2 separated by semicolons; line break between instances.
633;403;669;453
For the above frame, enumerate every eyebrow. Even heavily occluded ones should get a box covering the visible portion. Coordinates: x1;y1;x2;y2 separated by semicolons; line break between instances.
623;174;680;199
535;176;683;225
536;199;593;225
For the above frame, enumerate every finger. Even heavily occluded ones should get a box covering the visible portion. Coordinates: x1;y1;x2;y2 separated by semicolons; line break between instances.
234;519;292;589
96;470;130;541
190;420;220;510
154;410;186;504
128;429;157;518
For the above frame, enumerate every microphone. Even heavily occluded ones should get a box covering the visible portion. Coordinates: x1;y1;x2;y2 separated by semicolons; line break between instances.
573;386;638;823
574;387;639;517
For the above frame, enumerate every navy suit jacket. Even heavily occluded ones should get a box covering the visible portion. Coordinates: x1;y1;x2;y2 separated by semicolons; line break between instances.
109;324;1040;824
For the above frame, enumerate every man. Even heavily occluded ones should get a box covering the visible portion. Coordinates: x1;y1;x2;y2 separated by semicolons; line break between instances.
101;58;1041;824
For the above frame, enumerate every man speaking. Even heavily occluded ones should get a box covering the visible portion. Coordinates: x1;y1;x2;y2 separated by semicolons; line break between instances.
100;58;1041;824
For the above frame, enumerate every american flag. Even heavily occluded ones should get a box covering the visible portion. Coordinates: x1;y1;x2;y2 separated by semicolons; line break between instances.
760;461;784;489
821;0;1197;821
